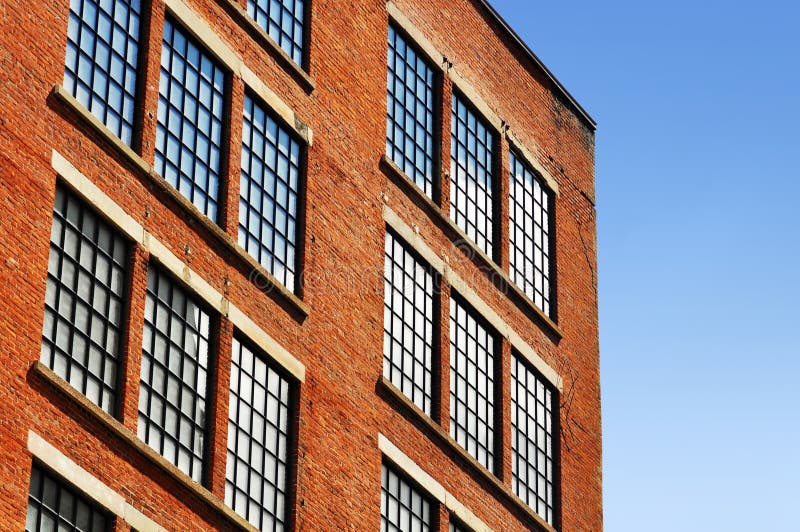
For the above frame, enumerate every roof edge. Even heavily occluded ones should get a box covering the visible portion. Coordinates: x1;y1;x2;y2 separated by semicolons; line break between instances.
476;0;597;129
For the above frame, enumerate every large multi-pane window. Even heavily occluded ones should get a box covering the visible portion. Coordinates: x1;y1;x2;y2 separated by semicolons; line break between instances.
41;184;127;415
383;231;435;415
450;95;495;257
380;462;431;532
26;463;110;532
138;266;211;483
449;297;495;471
155;18;225;222
64;0;141;146
509;150;553;317
511;353;556;525
386;25;436;198
239;93;302;292
226;336;293;532
246;0;305;66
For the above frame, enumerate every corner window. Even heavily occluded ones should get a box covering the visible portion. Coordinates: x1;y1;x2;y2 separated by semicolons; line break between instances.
63;0;141;146
386;25;436;198
41;184;128;414
509;150;553;316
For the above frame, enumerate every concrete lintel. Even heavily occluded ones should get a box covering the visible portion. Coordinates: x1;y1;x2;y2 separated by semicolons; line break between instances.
27;431;167;532
506;130;560;196
164;0;312;145
381;205;562;391
51;149;306;383
378;434;491;531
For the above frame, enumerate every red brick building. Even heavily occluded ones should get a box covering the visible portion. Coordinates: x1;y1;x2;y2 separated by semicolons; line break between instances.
0;0;601;529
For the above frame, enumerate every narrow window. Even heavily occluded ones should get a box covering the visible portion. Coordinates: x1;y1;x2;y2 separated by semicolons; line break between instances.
449;518;470;532
239;93;302;292
383;230;435;415
449;297;495;471
450;95;495;257
26;463;111;532
63;0;141;146
226;336;294;531
138;266;211;483
246;0;306;66
155;18;226;222
380;462;431;532
386;25;436;198
509;150;553;316
511;353;556;525
41;184;128;414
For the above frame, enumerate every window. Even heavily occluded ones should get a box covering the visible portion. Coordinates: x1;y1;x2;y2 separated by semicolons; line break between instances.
246;0;306;66
155;18;225;222
41;184;127;414
381;462;431;532
449;519;469;532
383;230;435;415
138;266;211;483
450;95;494;257
511;353;556;525
63;0;141;146
386;25;436;198
226;336;293;532
449;297;495;471
26;463;110;532
509;150;553;316
239;93;302;292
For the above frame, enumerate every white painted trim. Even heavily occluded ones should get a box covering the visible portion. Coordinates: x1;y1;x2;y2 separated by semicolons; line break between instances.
382;205;562;390
28;431;167;532
386;1;560;196
51;150;306;383
164;0;312;145
379;434;491;532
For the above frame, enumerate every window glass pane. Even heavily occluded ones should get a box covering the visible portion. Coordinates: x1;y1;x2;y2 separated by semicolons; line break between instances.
64;0;140;146
41;184;127;414
383;231;434;415
509;150;553;317
225;336;293;532
155;18;225;222
511;353;556;524
381;463;431;532
449;96;494;256
138;266;210;482
26;463;110;532
246;0;305;65
386;26;436;198
238;94;302;292
449;297;495;471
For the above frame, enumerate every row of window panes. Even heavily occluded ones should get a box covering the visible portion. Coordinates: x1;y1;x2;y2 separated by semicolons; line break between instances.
385;25;555;318
40;184;293;532
383;230;556;525
64;0;304;292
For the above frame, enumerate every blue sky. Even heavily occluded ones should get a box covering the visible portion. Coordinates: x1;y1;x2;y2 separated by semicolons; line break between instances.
488;1;800;530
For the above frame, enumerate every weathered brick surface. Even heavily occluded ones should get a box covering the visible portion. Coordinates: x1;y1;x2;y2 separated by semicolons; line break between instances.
0;0;600;530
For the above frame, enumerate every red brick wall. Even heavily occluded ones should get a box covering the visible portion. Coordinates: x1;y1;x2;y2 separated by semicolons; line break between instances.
0;0;601;529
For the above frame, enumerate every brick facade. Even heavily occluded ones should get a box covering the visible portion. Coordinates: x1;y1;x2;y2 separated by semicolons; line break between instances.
0;0;601;529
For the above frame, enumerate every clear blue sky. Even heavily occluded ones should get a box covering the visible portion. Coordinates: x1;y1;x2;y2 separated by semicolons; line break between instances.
489;1;800;530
